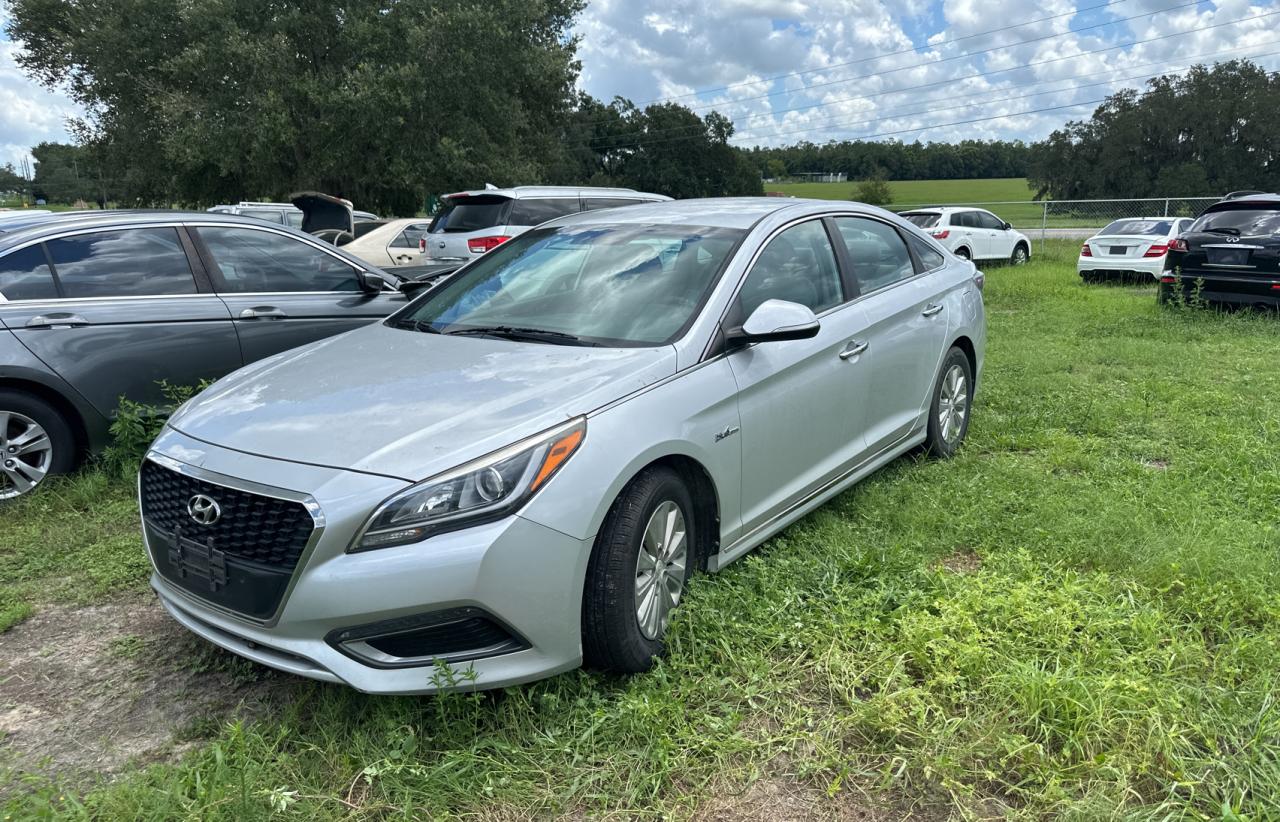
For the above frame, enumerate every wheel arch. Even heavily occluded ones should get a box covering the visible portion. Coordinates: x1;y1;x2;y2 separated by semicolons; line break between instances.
950;334;978;379
601;453;722;573
0;375;94;459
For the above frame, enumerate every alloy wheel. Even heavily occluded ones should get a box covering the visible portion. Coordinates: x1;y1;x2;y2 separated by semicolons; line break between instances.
634;500;688;640
1013;246;1028;265
0;411;53;500
937;364;969;445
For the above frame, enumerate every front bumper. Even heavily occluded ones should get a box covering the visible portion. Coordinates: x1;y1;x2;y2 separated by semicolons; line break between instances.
1077;255;1166;280
143;429;593;695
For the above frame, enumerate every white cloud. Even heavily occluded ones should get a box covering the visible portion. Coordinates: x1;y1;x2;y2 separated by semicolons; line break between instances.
0;39;81;169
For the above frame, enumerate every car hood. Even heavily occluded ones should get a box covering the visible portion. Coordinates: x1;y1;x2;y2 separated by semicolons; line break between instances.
168;324;677;481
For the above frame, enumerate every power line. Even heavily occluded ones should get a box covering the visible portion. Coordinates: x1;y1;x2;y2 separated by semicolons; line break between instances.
631;0;1139;106
588;6;1280;150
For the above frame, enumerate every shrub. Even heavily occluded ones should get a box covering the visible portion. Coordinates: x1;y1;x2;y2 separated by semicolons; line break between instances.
101;381;207;478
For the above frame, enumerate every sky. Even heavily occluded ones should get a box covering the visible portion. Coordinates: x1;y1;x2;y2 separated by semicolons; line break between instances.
0;0;1278;169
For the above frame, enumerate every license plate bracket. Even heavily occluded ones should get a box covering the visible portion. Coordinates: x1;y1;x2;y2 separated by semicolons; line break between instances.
1109;246;1127;255
166;529;228;592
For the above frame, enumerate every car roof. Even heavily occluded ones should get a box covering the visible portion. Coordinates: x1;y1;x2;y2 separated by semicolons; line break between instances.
548;197;891;231
899;206;992;214
1206;194;1280;210
443;185;671;201
0;209;308;252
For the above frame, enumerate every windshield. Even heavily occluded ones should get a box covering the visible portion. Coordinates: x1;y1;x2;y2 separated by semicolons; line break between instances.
392;223;744;346
1099;219;1171;236
1192;207;1280;236
901;212;940;228
431;196;510;233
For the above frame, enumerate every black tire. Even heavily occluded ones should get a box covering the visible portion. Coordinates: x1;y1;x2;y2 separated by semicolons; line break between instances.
1010;244;1029;265
924;348;974;459
954;247;971;261
0;389;76;500
582;466;696;673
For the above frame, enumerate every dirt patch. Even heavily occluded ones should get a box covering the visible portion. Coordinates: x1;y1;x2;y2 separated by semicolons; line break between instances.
0;595;282;784
939;549;982;575
693;776;916;821
1140;458;1170;471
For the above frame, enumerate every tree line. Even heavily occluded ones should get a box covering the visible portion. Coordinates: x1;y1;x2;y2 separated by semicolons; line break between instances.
744;139;1033;184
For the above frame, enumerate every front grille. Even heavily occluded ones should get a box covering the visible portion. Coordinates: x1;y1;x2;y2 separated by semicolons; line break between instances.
140;460;315;571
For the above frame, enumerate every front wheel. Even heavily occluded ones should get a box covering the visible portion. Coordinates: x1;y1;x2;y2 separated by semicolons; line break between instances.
1011;244;1029;265
925;348;974;459
582;466;695;673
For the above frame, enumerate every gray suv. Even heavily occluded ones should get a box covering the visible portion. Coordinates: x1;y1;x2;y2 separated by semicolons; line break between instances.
0;211;404;499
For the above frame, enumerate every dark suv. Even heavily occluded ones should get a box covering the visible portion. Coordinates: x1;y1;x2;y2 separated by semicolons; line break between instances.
0;211;405;499
1160;195;1280;309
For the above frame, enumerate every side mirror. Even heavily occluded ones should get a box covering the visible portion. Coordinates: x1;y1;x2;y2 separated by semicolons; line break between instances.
1002;221;1012;231
725;299;820;348
357;270;390;293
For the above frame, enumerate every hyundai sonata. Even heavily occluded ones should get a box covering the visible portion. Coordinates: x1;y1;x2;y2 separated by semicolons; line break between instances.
140;198;985;694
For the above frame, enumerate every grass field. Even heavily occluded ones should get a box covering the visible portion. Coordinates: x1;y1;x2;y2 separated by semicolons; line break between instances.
4;242;1280;818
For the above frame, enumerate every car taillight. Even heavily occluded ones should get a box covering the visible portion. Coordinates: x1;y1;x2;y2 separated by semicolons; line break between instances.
1143;244;1169;257
1168;238;1188;253
1160;275;1177;283
468;235;510;254
931;230;950;240
418;237;427;253
973;270;985;291
1080;244;1092;257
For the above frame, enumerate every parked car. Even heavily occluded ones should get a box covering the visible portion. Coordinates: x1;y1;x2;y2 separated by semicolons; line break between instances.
419;186;671;265
1077;217;1195;282
209;200;379;231
141;197;986;694
334;217;432;268
0;211;407;499
898;207;1031;264
1160;194;1280;309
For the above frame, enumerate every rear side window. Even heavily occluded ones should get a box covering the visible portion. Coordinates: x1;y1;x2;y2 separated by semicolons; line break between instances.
238;209;287;224
285;212;304;228
390;223;430;248
952;212;977;228
0;245;58;301
47;228;197;298
508;198;582;227
584;197;646;212
901;212;940;229
198;227;360;293
833;217;915;293
436;197;510;233
909;235;946;271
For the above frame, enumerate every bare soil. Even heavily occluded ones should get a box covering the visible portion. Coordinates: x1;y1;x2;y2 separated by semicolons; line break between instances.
0;595;281;785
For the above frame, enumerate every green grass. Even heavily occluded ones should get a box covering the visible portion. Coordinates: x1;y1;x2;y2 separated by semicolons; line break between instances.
4;242;1280;817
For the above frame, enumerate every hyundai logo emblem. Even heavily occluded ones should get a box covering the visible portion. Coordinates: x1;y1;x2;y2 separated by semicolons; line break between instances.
187;494;222;526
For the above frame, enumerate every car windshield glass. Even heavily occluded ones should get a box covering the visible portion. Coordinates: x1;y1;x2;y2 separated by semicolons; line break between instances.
1193;208;1280;236
1100;219;1171;236
901;213;940;228
394;223;743;346
435;196;510;233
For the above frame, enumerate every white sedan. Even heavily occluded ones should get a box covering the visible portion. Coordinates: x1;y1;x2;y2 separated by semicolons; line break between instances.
899;207;1031;264
1078;217;1194;281
340;218;433;268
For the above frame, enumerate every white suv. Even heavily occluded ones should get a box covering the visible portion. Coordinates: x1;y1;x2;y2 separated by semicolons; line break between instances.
420;186;670;264
899;207;1031;264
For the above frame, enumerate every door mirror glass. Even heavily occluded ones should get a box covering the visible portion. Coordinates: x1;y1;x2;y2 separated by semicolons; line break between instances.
728;299;820;346
358;270;390;293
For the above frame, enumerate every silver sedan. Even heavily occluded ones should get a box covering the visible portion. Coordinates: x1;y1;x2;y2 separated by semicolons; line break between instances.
141;198;986;694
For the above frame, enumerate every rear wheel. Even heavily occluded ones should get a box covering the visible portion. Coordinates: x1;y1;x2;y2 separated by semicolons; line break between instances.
924;348;973;459
582;466;695;673
954;247;971;261
0;390;75;500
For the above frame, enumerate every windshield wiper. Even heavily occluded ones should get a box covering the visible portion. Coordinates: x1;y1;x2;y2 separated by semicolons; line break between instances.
1201;226;1242;236
386;317;440;334
445;325;596;346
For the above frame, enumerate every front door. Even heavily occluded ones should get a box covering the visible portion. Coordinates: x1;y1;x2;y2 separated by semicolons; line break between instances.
726;218;874;534
0;228;240;418
192;225;406;364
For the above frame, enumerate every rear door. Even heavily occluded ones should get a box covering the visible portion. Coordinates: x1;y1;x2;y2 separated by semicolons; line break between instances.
0;227;240;417
832;217;950;451
386;222;431;266
193;224;406;364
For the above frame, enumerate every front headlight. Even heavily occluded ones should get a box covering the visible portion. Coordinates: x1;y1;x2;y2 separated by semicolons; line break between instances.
350;417;586;552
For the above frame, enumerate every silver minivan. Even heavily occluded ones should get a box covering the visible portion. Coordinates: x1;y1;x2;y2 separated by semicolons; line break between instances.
420;186;670;264
143;198;985;695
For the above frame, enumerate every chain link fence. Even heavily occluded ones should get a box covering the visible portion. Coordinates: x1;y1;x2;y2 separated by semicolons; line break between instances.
892;197;1220;246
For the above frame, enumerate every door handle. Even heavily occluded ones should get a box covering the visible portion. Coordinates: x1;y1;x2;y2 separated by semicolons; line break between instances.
25;313;88;329
838;340;869;360
239;307;287;320
922;303;944;317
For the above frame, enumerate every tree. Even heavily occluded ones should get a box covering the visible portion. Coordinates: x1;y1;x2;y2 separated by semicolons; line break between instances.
1028;60;1280;199
9;0;585;214
765;159;787;180
854;169;892;206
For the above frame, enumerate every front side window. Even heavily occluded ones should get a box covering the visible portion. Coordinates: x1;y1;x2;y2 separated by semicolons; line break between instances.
198;227;360;293
46;228;197;298
394;223;744;346
833;217;914;293
0;245;58;301
738;220;843;317
977;212;1006;230
508;198;582;227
